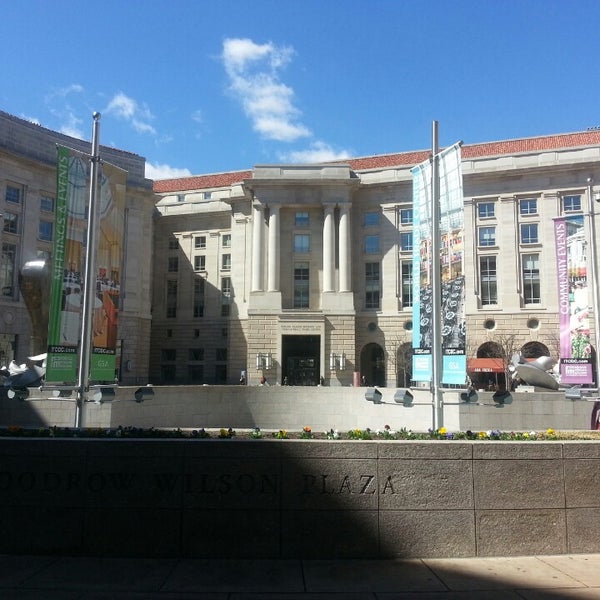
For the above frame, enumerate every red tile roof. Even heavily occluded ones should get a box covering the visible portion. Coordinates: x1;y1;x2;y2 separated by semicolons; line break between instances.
153;130;600;193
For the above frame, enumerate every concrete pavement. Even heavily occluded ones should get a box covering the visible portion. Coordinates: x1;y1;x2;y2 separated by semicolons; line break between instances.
0;553;600;598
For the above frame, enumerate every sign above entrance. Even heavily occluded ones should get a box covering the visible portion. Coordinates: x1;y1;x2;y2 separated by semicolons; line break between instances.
280;322;323;334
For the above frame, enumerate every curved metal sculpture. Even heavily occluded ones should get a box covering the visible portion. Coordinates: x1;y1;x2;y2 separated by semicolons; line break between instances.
510;353;559;390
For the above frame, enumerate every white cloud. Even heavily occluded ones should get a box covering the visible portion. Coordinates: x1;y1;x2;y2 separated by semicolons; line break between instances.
105;92;156;135
191;109;203;124
57;110;84;140
145;162;192;180
222;38;311;142
43;84;86;138
45;83;84;102
280;141;353;164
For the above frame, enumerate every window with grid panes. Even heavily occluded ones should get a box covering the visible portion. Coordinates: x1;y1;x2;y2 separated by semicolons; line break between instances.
522;254;541;304
520;223;538;244
479;256;498;305
365;262;380;309
478;202;495;218
294;262;309;308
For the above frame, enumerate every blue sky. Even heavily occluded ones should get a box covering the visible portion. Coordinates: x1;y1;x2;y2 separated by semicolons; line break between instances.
2;0;600;180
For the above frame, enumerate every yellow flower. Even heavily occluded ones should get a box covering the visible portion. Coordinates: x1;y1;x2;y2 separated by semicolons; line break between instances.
478;431;487;439
546;428;555;435
438;427;447;435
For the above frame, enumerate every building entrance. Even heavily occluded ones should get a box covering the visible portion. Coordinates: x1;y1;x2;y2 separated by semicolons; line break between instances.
282;335;320;386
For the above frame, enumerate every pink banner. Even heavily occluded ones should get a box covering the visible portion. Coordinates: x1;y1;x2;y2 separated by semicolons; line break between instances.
555;216;593;384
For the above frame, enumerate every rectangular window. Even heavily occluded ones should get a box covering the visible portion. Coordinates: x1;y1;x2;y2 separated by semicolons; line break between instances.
401;261;413;308
364;211;380;227
194;255;206;271
295;211;309;227
563;195;582;212
204;191;212;200
478;202;495;219
221;253;231;271
161;365;176;382
479;256;498;305
294;234;310;253
5;185;21;204
519;198;537;215
294;262;309;308
215;364;227;384
194;236;206;249
520;223;539;244
168;256;179;272
188;364;204;383
522;253;541;304
3;213;18;234
478;226;496;247
39;220;53;242
188;348;204;361
221;276;231;316
400;231;413;252
168;238;179;250
40;196;54;212
222;234;231;248
400;208;413;225
166;280;177;318
161;348;177;361
365;262;380;309
0;243;16;296
193;277;205;317
365;234;380;254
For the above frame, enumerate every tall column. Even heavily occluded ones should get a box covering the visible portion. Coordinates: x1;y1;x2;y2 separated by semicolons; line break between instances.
323;204;335;292
267;204;280;292
338;203;351;292
251;202;264;292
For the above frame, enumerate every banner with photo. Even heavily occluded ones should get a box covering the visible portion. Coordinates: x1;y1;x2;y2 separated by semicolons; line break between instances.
411;143;466;385
554;215;593;384
90;161;126;381
46;147;126;383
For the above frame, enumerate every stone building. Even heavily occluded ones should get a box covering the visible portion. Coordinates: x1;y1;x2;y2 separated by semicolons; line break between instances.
153;131;600;388
4;107;600;392
0;111;155;384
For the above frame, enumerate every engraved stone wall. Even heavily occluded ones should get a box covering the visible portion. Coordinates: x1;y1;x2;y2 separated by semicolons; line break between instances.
0;438;599;558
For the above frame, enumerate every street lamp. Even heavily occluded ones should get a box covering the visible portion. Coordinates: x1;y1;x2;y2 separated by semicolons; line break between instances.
587;178;600;388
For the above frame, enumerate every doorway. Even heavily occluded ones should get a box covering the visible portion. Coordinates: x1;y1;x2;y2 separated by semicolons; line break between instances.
282;335;320;386
360;342;386;387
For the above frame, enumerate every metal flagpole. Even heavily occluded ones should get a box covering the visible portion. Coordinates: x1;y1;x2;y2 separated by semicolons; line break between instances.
431;120;444;429
75;112;101;428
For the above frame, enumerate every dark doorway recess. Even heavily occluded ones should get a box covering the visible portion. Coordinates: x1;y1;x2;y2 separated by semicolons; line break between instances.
282;335;320;385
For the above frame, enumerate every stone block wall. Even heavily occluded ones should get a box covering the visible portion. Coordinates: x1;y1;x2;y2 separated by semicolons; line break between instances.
0;439;599;558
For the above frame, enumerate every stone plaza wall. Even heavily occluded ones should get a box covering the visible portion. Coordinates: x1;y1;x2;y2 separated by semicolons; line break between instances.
0;386;593;432
0;438;599;558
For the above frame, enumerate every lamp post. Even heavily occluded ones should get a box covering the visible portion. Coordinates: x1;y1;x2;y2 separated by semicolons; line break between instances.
431;121;444;429
75;112;101;428
586;178;600;388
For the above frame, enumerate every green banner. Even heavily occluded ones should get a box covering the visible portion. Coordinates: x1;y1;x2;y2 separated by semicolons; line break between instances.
46;146;88;382
46;148;127;384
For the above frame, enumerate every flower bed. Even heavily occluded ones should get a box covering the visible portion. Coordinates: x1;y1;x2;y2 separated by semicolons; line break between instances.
1;424;599;440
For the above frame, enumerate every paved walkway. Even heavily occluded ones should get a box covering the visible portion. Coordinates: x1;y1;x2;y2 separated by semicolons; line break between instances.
1;553;600;599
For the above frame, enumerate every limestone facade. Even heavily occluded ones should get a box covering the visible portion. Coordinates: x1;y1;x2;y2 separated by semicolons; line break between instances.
153;133;600;388
0;111;155;384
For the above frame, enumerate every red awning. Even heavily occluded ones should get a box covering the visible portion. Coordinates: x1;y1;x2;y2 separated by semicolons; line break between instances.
467;358;506;373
